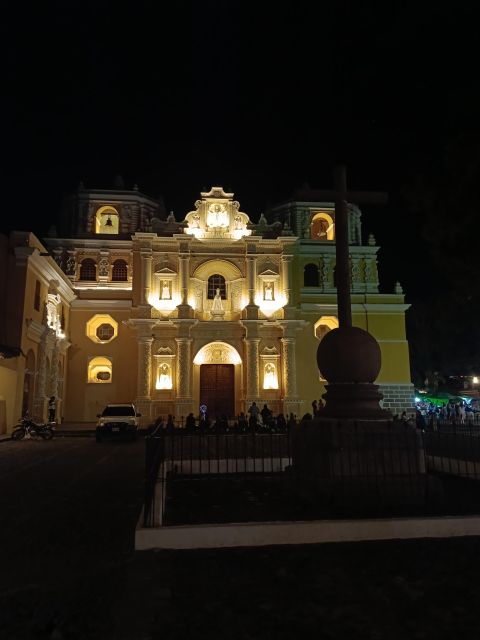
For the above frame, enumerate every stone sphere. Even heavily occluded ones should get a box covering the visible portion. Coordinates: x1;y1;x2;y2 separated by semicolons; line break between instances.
316;326;381;383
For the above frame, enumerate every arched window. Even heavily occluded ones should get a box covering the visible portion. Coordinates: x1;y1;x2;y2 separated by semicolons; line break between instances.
95;206;120;234
207;274;226;299
88;356;113;383
79;259;97;281
310;212;335;241
304;263;319;287
112;259;128;282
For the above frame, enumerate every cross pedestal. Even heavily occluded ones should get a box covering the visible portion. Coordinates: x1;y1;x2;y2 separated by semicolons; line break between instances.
290;166;428;512
313;165;390;420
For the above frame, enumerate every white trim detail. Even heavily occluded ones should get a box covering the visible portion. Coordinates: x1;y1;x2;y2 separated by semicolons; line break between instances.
136;516;480;551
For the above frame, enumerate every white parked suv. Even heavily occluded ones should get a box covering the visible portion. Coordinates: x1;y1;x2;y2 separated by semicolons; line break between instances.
95;403;141;442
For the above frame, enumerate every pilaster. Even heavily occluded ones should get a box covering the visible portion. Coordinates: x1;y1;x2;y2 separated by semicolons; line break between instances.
244;255;259;319
244;338;260;405
175;337;193;418
33;328;51;421
140;249;153;306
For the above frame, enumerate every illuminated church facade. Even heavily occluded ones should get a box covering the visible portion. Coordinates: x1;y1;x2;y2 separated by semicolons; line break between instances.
0;184;414;431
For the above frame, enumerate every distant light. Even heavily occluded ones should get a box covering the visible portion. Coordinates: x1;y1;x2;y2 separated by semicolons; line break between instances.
473;376;479;385
415;397;421;403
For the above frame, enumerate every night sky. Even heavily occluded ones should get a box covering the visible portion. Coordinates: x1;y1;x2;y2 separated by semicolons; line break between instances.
4;1;479;313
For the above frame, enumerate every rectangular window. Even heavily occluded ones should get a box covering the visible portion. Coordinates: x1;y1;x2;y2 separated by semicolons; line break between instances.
34;280;41;311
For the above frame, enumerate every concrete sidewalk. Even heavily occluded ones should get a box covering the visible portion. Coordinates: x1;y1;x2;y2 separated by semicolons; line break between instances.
1;422;151;440
55;421;96;436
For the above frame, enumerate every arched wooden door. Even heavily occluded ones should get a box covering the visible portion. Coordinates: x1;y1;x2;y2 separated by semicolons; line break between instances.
200;364;235;418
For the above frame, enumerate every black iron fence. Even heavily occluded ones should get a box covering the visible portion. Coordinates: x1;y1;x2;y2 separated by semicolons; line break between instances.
143;421;480;527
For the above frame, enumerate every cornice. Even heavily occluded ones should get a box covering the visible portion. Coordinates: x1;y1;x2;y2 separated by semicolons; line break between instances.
28;251;76;303
25;319;49;343
300;302;410;313
70;299;132;310
47;238;133;250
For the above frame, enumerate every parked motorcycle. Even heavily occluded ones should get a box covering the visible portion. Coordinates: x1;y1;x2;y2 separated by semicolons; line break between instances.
11;417;55;440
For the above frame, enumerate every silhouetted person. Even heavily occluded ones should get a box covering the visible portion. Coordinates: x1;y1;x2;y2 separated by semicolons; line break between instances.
276;413;287;431
185;413;196;431
48;396;56;422
261;403;272;426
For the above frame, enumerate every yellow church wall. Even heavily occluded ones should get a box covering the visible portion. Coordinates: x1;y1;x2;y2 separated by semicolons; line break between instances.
64;308;137;422
0;360;18;433
365;313;407;340
295;320;325;416
296;308;412;403
376;342;412;383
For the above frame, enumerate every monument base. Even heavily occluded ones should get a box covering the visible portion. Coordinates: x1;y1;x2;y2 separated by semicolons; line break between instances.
290;417;434;511
321;382;392;420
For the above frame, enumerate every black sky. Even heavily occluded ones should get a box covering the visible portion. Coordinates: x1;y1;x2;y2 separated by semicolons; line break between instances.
3;0;480;302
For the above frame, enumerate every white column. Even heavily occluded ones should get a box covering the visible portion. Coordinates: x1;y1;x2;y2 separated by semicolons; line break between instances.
322;257;333;291
137;337;153;399
246;256;257;305
33;332;49;421
245;338;260;400
175;338;192;397
281;337;297;397
178;254;190;306
351;257;361;292
140;250;152;305
281;336;302;417
281;255;293;305
175;337;193;421
49;339;60;400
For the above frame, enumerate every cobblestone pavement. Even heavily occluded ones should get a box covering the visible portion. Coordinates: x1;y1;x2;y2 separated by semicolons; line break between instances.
3;438;480;639
0;438;145;639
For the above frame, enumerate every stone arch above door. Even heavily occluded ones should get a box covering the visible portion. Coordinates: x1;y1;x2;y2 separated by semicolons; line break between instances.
193;341;242;365
193;259;243;281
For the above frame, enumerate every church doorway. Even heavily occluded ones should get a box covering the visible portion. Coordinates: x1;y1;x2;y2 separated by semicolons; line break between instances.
200;364;235;418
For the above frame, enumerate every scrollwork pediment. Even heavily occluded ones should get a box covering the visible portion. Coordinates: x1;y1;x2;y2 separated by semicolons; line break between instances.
154;266;176;275
261;345;279;356
155;346;174;355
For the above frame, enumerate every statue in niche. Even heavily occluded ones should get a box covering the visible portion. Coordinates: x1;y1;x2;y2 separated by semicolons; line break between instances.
264;363;277;389
161;280;171;300
207;203;229;228
210;288;225;319
158;363;171;389
264;282;274;301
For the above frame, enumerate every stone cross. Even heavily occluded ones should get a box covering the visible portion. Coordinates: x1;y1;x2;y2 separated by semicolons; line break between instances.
312;165;387;327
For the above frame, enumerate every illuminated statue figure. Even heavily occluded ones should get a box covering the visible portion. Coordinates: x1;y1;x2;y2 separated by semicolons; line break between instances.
211;287;225;319
207;203;229;228
212;288;224;312
264;363;278;389
264;282;274;301
161;280;170;299
157;363;172;389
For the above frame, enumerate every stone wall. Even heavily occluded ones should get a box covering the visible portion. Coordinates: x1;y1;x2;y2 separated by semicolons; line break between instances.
379;383;415;417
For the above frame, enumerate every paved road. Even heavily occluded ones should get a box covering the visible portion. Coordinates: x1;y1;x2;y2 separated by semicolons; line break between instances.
0;437;145;638
4;438;480;640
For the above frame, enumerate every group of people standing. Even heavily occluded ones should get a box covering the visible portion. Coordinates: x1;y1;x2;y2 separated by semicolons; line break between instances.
246;402;295;432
